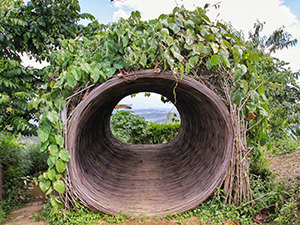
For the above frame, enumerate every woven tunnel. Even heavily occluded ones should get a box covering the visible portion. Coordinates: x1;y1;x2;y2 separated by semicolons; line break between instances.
67;70;233;217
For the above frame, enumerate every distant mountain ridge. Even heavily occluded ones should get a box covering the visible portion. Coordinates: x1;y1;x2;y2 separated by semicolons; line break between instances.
133;108;180;123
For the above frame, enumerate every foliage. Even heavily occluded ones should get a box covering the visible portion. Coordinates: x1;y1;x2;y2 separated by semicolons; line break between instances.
274;196;299;224
0;134;29;214
248;22;300;142
32;5;283;206
36;202;128;225
110;110;180;144
249;20;298;54
270;137;300;155
0;0;93;60
259;57;299;140
25;142;49;176
0;134;47;217
0;0;93;135
0;58;41;136
111;110;150;144
146;121;180;144
162;172;298;224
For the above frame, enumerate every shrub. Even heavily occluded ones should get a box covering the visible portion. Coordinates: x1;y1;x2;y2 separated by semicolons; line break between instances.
0;134;48;218
146;122;180;144
24;142;48;177
271;137;300;155
110;110;150;144
110;110;180;144
0;134;30;212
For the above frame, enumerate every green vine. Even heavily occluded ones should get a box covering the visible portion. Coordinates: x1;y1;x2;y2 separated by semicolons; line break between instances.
33;6;270;211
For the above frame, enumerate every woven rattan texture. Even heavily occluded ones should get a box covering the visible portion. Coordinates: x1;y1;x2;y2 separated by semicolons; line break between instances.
67;70;233;217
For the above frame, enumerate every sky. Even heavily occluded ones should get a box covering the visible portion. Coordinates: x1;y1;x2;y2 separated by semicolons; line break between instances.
117;92;176;110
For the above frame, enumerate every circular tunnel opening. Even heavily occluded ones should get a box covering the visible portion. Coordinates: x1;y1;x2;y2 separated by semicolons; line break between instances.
67;70;233;217
110;92;181;145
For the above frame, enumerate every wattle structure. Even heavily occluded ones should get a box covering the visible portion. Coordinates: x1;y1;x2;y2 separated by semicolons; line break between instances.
67;70;233;217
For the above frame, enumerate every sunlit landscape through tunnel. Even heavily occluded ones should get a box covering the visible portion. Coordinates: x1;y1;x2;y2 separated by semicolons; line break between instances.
67;70;233;217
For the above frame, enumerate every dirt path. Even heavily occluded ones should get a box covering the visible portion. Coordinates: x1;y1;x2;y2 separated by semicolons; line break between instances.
4;201;45;225
4;184;46;225
97;217;202;225
267;151;300;183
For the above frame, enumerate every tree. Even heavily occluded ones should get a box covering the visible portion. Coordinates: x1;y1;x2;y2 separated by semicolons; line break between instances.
0;0;93;204
248;22;300;140
249;21;298;54
0;0;94;135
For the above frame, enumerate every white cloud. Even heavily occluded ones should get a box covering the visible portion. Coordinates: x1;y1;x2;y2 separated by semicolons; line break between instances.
112;0;206;21
112;8;131;21
20;53;49;69
119;92;174;109
112;0;300;71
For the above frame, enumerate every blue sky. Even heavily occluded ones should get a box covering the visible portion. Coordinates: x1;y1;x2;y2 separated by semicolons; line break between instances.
79;0;115;24
79;0;300;23
284;0;300;20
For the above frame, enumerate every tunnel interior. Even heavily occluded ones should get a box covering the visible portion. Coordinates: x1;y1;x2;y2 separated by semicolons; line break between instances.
67;70;233;217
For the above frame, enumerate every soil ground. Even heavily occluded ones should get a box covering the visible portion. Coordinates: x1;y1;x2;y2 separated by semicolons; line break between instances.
267;151;300;183
4;183;46;225
3;151;300;225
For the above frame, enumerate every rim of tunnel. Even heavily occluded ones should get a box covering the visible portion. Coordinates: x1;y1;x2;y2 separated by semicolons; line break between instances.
67;70;234;217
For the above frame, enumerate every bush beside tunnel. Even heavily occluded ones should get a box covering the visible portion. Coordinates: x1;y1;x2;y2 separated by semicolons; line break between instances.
67;70;233;217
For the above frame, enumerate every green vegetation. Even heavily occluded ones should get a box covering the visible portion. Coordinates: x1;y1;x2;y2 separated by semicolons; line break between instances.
36;172;299;224
0;0;299;224
270;137;300;155
34;202;129;225
33;4;273;202
0;0;93;136
0;134;47;219
111;110;180;144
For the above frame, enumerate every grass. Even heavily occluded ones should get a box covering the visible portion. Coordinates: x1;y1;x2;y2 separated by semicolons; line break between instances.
268;137;300;156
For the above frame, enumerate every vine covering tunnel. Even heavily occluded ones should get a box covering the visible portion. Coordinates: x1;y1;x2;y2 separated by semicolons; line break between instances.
67;70;233;217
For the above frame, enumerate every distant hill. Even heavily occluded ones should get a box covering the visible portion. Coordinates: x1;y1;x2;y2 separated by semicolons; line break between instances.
133;108;180;123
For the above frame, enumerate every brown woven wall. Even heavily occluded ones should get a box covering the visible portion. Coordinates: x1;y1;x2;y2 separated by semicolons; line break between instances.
67;70;233;217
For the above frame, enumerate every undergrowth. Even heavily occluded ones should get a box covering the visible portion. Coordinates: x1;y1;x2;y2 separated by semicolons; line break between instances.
36;160;300;225
270;137;300;155
0;134;47;222
35;202;128;225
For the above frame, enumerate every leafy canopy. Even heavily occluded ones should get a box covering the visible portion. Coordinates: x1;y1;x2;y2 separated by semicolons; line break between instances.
0;0;93;135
